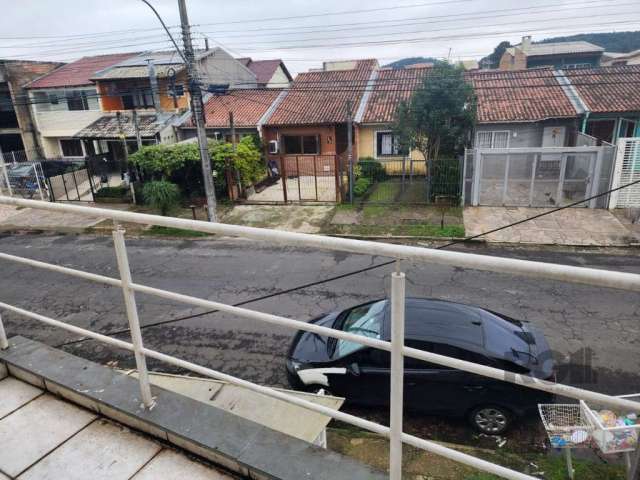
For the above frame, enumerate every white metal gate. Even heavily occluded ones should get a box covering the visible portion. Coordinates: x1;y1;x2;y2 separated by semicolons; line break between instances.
0;158;46;200
609;137;640;209
465;146;616;208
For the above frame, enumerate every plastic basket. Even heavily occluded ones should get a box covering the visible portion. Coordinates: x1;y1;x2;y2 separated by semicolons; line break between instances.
581;399;640;454
538;404;592;448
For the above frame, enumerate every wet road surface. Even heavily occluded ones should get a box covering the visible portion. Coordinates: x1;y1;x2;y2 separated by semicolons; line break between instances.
1;233;638;448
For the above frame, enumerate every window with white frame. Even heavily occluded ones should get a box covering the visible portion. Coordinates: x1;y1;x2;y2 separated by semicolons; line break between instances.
59;139;84;157
476;130;510;148
376;131;400;157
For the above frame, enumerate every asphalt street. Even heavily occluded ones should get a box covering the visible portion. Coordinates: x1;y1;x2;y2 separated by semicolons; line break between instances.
0;233;639;445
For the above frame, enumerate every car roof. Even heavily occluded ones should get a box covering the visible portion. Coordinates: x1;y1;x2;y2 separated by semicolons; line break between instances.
404;298;484;349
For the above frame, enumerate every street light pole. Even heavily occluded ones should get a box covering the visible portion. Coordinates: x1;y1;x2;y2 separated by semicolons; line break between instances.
177;0;217;222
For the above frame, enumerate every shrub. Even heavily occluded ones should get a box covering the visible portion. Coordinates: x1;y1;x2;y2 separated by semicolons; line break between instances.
142;180;181;216
354;177;372;197
94;186;129;198
358;158;386;180
130;136;265;199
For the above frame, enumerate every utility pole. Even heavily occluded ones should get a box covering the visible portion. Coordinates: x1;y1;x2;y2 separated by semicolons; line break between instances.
229;111;241;198
146;59;162;113
130;110;143;205
116;111;129;181
346;99;354;203
132;110;143;150
178;0;217;221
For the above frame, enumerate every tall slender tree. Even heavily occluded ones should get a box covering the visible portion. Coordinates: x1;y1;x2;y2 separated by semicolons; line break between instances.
393;61;476;163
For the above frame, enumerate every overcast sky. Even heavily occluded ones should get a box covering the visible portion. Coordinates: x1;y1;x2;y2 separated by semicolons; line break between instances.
2;0;640;74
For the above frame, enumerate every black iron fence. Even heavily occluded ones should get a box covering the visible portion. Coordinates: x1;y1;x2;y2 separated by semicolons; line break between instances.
350;157;462;205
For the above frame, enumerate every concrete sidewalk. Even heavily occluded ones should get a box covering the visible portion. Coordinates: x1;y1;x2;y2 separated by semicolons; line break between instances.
464;206;640;246
0;204;104;232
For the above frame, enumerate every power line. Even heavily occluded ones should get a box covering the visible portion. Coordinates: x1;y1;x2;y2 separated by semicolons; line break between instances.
197;0;627;36
200;11;640;48
53;176;640;349
194;0;475;26
229;19;640;52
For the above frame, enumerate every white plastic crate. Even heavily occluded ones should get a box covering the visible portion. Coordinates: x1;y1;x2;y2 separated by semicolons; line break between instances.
538;404;592;449
580;399;640;454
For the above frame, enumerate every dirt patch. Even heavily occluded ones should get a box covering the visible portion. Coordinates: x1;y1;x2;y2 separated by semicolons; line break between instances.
221;205;334;233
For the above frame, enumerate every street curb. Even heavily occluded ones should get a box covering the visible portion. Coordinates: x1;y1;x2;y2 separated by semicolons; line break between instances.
2;225;638;250
326;233;482;243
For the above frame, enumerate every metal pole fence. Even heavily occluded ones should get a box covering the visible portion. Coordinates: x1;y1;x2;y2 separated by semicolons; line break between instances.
112;228;154;408
0;312;8;350
389;268;406;480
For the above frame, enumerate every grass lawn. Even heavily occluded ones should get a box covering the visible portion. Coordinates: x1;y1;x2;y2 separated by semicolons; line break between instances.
329;426;627;480
330;224;465;237
142;225;210;237
365;181;402;202
329;203;465;237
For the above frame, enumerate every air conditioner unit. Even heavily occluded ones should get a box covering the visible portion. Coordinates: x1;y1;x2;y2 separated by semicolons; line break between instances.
268;140;279;154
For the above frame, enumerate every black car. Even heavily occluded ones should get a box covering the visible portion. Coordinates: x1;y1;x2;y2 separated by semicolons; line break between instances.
286;298;555;434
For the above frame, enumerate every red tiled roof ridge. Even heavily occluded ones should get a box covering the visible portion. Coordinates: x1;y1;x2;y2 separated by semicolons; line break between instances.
27;52;140;89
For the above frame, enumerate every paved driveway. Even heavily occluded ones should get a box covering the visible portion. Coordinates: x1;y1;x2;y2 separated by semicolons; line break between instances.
464;206;639;246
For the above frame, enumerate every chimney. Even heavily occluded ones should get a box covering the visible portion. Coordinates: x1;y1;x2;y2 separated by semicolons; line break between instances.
521;36;532;51
146;59;162;113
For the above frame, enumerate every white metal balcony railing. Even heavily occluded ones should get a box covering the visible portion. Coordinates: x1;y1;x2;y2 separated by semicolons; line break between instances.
0;196;639;480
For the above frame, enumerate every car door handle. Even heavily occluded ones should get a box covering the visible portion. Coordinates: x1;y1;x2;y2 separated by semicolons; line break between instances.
463;385;485;391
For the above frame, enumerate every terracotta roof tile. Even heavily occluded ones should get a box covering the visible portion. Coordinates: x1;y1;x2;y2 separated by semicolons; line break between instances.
186;89;283;128
361;67;429;124
27;53;138;89
266;59;377;125
564;65;640;113
467;68;577;123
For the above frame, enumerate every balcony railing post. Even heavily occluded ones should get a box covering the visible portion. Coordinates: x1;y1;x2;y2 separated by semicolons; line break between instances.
390;265;405;480
112;227;154;408
0;312;8;349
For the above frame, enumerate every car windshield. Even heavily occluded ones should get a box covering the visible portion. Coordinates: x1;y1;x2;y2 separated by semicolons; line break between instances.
335;300;386;358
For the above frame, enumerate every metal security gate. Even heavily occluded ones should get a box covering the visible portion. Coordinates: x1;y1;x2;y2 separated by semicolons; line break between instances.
281;155;339;202
0;160;46;200
609;137;640;208
42;160;96;202
465;146;616;208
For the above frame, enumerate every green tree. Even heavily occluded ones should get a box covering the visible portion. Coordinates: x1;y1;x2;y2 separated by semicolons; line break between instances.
393;61;475;201
393;61;476;163
486;40;512;68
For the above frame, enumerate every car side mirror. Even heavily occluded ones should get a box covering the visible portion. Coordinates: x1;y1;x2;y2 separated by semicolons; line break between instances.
348;363;361;376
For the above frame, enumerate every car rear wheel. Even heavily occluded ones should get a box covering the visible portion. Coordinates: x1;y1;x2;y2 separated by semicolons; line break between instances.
469;405;511;435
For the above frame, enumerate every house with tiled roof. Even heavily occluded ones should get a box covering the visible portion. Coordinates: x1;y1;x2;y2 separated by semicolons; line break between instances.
355;65;430;163
179;88;286;142
563;65;640;143
468;65;640;148
261;59;378;190
65;47;258;171
237;58;292;88
467;68;580;149
25;53;138;159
